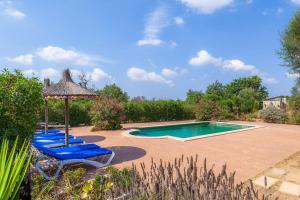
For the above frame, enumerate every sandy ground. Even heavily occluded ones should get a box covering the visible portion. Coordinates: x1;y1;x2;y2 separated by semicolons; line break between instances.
69;120;300;183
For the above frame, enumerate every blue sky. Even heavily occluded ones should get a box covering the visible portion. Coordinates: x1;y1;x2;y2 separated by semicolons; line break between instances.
0;0;300;99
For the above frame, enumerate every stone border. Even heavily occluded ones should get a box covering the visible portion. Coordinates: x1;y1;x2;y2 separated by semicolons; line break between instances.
122;121;264;142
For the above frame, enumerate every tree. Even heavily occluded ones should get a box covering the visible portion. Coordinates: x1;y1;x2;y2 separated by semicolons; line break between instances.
280;10;300;74
206;81;224;97
237;88;259;114
186;89;202;104
291;78;300;96
77;72;91;89
0;69;43;143
132;96;146;102
98;84;129;103
224;76;268;102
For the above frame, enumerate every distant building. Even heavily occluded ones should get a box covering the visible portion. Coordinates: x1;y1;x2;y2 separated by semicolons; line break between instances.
263;96;287;110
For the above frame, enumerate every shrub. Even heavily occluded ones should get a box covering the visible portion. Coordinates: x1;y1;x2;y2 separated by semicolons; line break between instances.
124;100;194;123
69;100;93;126
40;99;93;126
90;97;124;130
98;83;129;102
260;107;288;123
217;99;235;120
288;94;300;124
195;96;219;121
31;156;274;199
124;101;145;122
0;69;43;143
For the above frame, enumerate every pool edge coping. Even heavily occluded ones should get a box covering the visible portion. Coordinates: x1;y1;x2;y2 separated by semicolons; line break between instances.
122;121;265;142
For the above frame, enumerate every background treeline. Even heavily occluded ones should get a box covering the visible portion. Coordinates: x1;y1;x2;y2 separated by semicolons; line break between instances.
40;75;277;129
192;76;268;121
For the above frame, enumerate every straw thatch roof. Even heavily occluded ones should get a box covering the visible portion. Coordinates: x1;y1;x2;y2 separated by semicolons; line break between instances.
43;69;97;97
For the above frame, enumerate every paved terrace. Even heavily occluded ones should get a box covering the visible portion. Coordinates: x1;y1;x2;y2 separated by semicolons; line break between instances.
71;120;300;183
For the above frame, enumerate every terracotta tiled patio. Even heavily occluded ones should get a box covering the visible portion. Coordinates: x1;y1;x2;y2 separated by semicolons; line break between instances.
71;120;300;183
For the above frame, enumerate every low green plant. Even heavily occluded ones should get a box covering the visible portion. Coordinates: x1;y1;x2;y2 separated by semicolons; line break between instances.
0;137;31;200
260;107;288;123
31;157;276;200
32;168;86;200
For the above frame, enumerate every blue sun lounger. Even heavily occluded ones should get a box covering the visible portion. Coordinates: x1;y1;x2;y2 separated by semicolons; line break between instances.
34;144;115;180
34;134;74;140
35;133;65;137
36;129;61;134
33;138;84;148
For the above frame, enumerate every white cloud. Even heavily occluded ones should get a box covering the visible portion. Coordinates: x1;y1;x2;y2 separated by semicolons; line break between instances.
22;67;112;83
36;46;97;66
276;8;284;15
189;50;276;84
127;67;174;86
71;68;112;82
22;68;38;77
161;68;178;78
22;68;59;79
40;68;60;79
8;54;33;65
137;38;163;46
262;8;284;16
178;68;189;75
189;50;222;66
292;0;300;6
170;40;177;47
245;0;253;4
4;8;26;19
263;77;277;84
223;59;255;71
161;67;189;78
286;72;300;78
89;68;112;82
179;0;234;14
137;6;169;46
174;16;184;25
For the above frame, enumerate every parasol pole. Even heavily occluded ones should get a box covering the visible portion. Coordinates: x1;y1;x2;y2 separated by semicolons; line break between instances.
45;98;49;134
65;97;69;146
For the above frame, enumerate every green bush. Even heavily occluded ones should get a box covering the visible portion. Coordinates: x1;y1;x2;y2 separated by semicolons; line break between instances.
124;100;194;122
40;99;93;126
98;83;129;102
0;69;43;142
290;114;300;124
90;97;124;130
191;76;268;121
260;107;288;123
195;96;219;121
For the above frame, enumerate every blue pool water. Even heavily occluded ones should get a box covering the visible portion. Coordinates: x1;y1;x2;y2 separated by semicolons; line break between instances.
130;122;254;139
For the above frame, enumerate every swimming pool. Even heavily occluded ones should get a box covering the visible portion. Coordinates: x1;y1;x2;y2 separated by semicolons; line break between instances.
125;122;261;141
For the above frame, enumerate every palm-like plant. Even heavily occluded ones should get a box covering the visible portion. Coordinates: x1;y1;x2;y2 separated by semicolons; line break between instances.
0;137;31;200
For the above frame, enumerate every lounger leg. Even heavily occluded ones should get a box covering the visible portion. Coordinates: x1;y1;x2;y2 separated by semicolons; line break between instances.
104;151;115;166
35;163;53;181
54;161;64;178
35;151;115;180
35;161;64;180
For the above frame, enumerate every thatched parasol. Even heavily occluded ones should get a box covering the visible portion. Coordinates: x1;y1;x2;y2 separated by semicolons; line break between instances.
43;69;97;146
